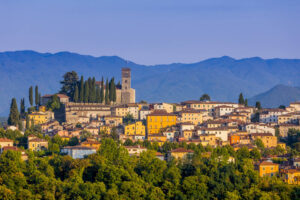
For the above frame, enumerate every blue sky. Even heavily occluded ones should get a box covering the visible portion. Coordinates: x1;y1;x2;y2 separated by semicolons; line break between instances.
0;0;299;64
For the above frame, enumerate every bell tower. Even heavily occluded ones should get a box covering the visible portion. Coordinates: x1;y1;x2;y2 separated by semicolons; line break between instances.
122;68;131;91
121;68;135;104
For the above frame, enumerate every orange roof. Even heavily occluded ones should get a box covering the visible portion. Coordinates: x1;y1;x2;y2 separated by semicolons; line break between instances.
0;138;13;142
259;161;278;166
170;148;194;153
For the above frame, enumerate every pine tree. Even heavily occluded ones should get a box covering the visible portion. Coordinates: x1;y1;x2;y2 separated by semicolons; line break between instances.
8;98;20;126
20;98;25;117
73;85;79;102
100;77;104;103
109;78;113;101
25;114;30;129
238;93;245;105
79;76;84;102
35;85;39;106
96;87;101;103
84;81;89;103
29;86;33;106
105;78;110;105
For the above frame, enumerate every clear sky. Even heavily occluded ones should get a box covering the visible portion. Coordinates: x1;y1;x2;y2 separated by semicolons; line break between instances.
0;0;299;65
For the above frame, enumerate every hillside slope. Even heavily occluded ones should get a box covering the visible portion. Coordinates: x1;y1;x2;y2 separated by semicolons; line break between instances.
248;85;300;108
0;50;300;116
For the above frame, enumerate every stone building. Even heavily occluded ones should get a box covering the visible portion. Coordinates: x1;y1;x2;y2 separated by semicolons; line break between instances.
65;103;111;123
121;68;135;104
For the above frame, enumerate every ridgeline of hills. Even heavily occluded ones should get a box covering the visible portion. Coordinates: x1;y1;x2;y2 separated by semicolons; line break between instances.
248;85;300;108
0;50;300;116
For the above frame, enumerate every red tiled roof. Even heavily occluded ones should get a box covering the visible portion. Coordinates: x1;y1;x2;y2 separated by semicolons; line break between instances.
0;138;13;142
170;148;194;153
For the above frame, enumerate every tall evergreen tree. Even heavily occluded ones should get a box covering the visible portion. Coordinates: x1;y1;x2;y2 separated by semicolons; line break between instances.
29;86;33;106
31;118;35;129
109;77;116;102
100;77;104;103
8;98;20;126
88;77;92;102
91;77;96;102
73;85;79;102
84;81;89;103
244;99;248;107
79;76;84;102
35;85;39;106
238;93;245;105
20;98;25;117
256;101;262;110
60;71;79;99
105;78;110;105
25;114;30;129
96;87;101;103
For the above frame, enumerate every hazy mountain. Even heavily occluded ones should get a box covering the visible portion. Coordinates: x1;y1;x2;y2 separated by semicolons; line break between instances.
248;85;300;108
0;50;300;116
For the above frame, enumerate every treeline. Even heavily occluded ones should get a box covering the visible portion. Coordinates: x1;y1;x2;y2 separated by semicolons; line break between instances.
60;71;119;104
7;85;40;129
0;136;299;199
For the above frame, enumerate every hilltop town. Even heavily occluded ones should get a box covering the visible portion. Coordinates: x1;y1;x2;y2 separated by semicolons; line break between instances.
2;67;300;199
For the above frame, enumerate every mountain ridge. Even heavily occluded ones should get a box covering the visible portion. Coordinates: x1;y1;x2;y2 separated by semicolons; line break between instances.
0;50;300;116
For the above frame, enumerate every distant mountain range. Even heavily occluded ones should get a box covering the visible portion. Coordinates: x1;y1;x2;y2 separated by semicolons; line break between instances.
248;85;300;108
0;50;300;116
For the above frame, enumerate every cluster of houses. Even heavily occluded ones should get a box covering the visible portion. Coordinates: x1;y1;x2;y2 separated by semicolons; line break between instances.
1;68;300;184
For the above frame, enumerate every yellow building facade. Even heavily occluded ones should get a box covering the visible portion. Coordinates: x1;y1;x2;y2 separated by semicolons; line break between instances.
125;121;146;136
259;162;279;177
146;111;177;134
28;112;48;125
282;169;300;185
179;109;203;125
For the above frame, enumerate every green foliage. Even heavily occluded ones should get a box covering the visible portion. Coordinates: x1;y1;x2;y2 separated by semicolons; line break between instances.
256;101;262;110
46;94;61;111
84;81;89;103
60;71;79;99
200;94;211;101
105;78;110;105
20;98;25;118
35;85;39;106
29;86;33;106
79;75;84;102
73;84;79;103
8;98;19;126
0;138;297;199
238;93;245;105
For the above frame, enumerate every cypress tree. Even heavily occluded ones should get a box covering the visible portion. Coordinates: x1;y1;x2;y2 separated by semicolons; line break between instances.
238;93;245;105
84;81;89;103
20;98;25;117
109;78;113;101
105;78;110;105
29;86;33;106
91;77;96;102
256;101;262;110
244;99;248;107
73;85;79;102
31;118;35;129
96;87;101;103
35;85;39;106
79;76;84;102
88;77;92;102
26;114;30;129
100;77;104;103
8;98;20;126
